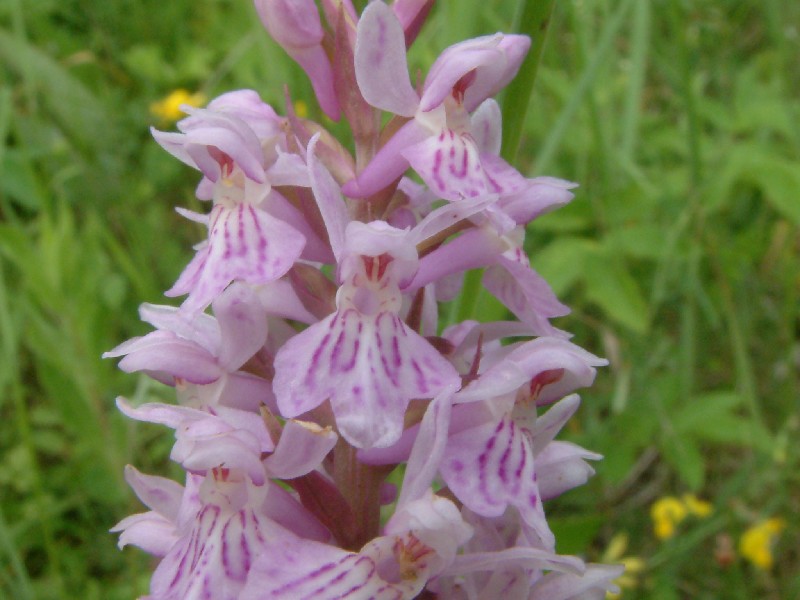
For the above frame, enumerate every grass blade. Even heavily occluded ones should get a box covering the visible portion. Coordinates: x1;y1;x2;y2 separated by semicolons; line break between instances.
501;0;556;163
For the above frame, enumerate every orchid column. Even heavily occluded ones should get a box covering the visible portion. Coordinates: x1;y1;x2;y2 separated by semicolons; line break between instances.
106;1;623;598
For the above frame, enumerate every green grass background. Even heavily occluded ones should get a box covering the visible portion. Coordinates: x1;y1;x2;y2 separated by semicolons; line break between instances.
1;0;798;598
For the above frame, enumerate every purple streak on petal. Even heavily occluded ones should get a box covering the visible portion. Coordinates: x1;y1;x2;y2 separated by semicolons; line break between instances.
442;414;555;550
274;309;458;449
149;476;282;600
479;153;529;195
403;130;489;200
167;203;305;313
355;0;419;117
242;536;403;600
341;120;429;198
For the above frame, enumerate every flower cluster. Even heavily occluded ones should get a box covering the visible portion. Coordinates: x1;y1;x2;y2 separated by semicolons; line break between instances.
108;1;622;598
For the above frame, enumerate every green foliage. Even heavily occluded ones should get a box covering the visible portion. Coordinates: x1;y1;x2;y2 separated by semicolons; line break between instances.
0;0;798;597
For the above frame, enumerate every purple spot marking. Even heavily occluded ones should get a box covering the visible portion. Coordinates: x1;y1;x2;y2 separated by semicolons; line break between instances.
497;420;515;485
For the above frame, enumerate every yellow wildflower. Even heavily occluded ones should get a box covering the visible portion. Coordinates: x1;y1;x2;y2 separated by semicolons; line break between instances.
150;89;206;123
682;493;713;517
650;496;688;540
602;533;645;599
650;494;713;540
739;518;786;570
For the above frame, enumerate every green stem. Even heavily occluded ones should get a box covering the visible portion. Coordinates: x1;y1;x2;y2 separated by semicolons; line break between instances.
501;0;556;163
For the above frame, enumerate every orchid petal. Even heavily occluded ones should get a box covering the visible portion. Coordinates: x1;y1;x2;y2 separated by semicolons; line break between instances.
255;0;340;120
530;564;625;600
483;251;570;337
397;387;456;507
289;45;342;120
166;203;305;312
462;35;531;112
241;533;422;600
148;476;280;600
442;414;555;549
497;176;577;226
138;303;220;352
443;546;583;577
420;34;505;112
111;512;178;557
470;98;502;156
123;465;185;523
392;0;435;46
403;130;489;200
106;332;222;385
409;227;506;292
307;134;348;263
273;309;459;448
341;119;429;198
455;340;603;404
408;194;497;247
206;89;282;140
537;441;601;501
255;279;318;324
263;419;337;479
213;283;268;371
183;124;266;183
355;0;419;117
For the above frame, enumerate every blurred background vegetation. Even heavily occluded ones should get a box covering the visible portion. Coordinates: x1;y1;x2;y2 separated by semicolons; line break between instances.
0;0;797;598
